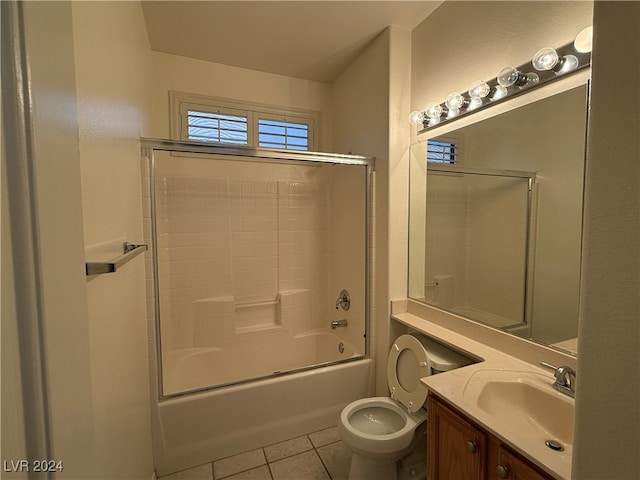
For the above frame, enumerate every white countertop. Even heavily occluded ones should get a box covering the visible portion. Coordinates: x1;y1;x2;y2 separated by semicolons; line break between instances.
392;310;574;480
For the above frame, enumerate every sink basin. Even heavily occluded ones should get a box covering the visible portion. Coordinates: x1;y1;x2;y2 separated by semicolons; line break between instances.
463;369;575;447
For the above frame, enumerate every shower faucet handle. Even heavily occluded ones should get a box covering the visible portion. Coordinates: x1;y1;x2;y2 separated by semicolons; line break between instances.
335;289;350;311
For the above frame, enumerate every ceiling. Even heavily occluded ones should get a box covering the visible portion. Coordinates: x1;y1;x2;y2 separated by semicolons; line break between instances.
142;1;442;83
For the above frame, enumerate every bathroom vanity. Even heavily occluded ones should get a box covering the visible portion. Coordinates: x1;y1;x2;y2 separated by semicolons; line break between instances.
428;394;553;480
391;299;576;479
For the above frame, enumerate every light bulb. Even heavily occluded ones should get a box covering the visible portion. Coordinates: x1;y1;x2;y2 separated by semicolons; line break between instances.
574;26;593;53
497;67;521;86
532;47;560;71
409;111;425;125
468;81;490;100
468;98;483;110
445;92;465;111
490;85;508;101
425;102;444;120
558;55;579;73
497;67;538;88
532;47;580;74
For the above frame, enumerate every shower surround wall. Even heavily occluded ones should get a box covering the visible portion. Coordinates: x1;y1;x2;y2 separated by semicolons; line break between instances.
156;177;321;349
150;152;366;395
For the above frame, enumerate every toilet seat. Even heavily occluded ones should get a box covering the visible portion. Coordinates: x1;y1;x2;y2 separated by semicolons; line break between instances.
387;334;431;413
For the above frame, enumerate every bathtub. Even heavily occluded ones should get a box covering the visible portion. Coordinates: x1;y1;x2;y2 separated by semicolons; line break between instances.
163;330;361;395
152;333;371;476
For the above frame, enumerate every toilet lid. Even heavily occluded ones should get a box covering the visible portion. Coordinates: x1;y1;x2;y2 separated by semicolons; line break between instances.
387;334;430;413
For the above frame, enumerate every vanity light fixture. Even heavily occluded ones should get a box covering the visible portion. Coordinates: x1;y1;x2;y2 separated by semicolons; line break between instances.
412;26;592;132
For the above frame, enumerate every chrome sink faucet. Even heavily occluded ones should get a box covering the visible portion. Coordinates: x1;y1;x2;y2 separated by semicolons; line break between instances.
540;362;576;398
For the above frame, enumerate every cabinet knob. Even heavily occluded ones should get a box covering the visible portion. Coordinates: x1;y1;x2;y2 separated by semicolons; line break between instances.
466;441;477;453
496;465;510;479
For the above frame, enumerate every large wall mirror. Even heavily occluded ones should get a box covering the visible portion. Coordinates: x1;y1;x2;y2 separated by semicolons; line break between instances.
408;83;589;355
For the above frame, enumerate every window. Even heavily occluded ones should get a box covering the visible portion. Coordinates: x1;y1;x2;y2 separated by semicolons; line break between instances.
427;139;457;164
171;92;318;151
258;118;308;150
187;111;248;145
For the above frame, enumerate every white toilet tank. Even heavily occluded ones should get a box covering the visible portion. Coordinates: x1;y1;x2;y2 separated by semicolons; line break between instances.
417;334;472;374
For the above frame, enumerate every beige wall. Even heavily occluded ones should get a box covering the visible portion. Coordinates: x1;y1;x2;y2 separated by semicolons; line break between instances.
11;2;95;477
71;2;154;477
0;1;119;477
574;2;640;478
4;2;155;477
150;52;334;150
331;25;412;395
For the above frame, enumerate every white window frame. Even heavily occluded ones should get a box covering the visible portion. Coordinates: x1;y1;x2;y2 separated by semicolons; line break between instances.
170;91;319;151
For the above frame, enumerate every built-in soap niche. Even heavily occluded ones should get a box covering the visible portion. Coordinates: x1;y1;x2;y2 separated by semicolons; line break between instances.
191;289;312;347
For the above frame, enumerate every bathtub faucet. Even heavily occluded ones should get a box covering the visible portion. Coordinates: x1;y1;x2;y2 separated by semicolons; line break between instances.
331;319;348;329
335;289;351;311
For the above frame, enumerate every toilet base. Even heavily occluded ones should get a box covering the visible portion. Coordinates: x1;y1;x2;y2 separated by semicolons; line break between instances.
347;448;428;480
348;453;398;480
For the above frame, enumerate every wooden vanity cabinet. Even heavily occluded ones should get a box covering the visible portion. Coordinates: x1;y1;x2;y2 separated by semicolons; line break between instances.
428;393;487;479
427;394;555;480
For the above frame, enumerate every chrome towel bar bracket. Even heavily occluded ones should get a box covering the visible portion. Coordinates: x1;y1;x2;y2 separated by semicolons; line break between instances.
85;242;148;276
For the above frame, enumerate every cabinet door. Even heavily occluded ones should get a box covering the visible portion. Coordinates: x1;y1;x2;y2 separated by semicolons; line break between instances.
428;395;487;480
492;444;554;480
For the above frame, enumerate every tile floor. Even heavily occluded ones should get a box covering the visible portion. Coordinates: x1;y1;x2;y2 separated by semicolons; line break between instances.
158;426;352;480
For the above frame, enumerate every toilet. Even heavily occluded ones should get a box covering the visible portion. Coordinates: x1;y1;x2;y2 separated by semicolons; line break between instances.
338;334;470;480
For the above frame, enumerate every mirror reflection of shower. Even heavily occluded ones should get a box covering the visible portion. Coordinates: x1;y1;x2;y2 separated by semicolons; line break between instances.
142;145;372;397
424;167;533;335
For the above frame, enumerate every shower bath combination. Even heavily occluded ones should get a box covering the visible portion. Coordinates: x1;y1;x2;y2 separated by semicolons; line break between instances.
140;138;374;475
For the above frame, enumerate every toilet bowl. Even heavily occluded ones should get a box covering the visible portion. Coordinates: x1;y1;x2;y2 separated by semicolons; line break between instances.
338;334;470;480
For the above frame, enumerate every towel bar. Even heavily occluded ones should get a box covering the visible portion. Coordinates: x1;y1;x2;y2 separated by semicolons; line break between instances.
85;242;148;276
